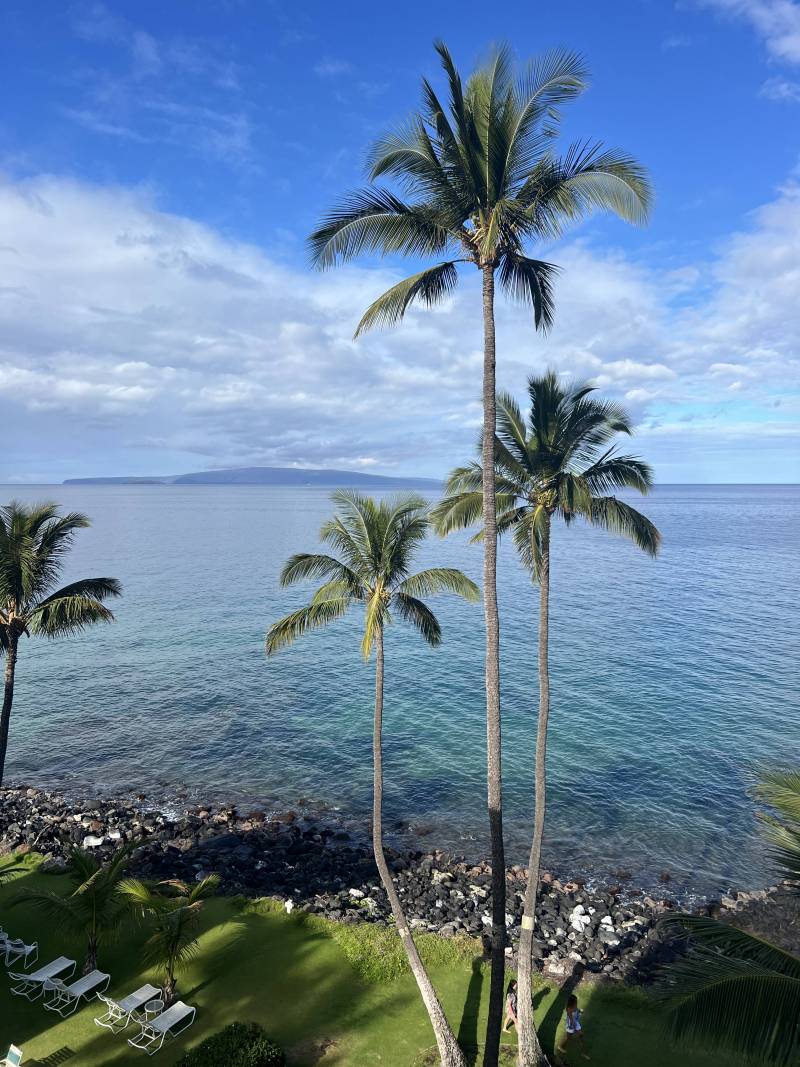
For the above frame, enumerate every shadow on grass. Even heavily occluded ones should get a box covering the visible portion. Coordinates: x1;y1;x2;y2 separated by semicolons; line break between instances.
539;963;584;1055
456;956;484;1054
2;858;478;1066
28;1046;77;1065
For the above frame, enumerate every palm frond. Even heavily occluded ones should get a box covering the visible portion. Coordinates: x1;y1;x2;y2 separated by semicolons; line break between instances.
354;261;459;337
396;568;479;601
586;497;660;556
497;253;558;330
580;452;654;495
430;492;484;536
394;593;442;647
503;50;589;186
266;596;351;655
279;553;363;596
520;141;652;237
754;770;800;827
361;590;388;661
657;915;800;1066
512;505;550;578
754;770;800;886
27;581;120;637
308;188;452;268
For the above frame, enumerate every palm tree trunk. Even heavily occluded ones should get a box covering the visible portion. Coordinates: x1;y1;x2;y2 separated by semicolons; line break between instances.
517;521;552;1067
373;629;467;1067
481;264;506;1067
85;933;98;975
0;634;18;787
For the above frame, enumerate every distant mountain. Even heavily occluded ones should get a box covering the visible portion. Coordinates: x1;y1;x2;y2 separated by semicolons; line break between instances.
64;465;442;489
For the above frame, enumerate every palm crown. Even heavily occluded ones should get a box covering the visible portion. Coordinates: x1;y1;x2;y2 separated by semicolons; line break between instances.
0;501;121;646
433;370;660;573
266;491;479;660
121;874;220;1004
15;845;134;971
309;42;651;335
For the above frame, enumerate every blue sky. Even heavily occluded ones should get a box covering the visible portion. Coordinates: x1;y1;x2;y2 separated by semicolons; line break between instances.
1;0;799;482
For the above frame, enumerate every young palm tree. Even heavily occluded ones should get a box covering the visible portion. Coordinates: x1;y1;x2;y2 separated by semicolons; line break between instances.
121;874;220;1006
433;372;660;1066
14;844;134;973
658;769;800;1066
266;491;478;1067
309;43;651;1063
0;501;121;784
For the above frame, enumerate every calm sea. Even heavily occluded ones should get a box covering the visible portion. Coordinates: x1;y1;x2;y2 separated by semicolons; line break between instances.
3;484;798;898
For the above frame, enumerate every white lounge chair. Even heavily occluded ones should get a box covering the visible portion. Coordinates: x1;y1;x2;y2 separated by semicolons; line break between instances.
1;1046;22;1067
3;939;38;969
9;956;76;1000
43;969;111;1017
94;983;161;1032
127;1001;196;1055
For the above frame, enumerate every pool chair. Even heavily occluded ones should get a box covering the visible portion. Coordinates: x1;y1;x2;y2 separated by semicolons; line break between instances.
3;938;38;969
43;969;111;1017
127;1001;196;1055
8;956;76;1000
94;983;161;1032
1;1046;22;1067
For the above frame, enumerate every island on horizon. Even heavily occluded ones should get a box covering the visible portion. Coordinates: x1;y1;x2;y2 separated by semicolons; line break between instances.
63;464;443;489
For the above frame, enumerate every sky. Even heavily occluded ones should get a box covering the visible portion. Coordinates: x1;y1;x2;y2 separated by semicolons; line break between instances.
1;0;799;484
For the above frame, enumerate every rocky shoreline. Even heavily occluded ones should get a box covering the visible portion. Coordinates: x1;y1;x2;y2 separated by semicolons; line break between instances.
1;785;790;985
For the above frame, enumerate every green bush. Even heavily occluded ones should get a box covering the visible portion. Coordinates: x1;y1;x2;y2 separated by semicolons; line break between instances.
174;1022;285;1066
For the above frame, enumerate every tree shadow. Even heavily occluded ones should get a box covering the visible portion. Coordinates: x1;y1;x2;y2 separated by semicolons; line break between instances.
27;1048;76;1066
539;963;584;1055
456;955;484;1055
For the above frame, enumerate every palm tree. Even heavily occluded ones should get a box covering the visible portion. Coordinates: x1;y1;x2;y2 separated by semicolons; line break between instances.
433;372;660;1065
121;874;220;1006
266;491;478;1067
658;769;800;1066
14;844;134;973
0;501;121;784
309;43;651;1064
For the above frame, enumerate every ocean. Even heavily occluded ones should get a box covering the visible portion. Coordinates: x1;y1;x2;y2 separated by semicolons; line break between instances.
3;483;798;899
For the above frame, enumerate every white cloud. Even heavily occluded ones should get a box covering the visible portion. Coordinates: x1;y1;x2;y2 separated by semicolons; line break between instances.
699;0;800;63
0;173;798;483
760;74;800;98
313;58;353;78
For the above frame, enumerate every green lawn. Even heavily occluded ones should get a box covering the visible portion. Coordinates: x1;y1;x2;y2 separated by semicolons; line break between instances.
0;857;726;1066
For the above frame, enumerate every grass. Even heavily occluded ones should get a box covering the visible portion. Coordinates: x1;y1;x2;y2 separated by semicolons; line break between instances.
0;857;728;1066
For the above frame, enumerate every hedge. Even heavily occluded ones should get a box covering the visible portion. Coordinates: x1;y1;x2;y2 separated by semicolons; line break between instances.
174;1021;285;1066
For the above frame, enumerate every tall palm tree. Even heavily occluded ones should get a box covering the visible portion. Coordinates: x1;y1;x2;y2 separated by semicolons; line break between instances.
433;372;660;1066
14;844;134;973
658;769;800;1066
309;43;651;1064
266;491;478;1067
0;501;121;784
121;874;220;1006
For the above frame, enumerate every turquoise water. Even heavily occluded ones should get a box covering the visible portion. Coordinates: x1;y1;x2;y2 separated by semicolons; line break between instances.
3;484;798;897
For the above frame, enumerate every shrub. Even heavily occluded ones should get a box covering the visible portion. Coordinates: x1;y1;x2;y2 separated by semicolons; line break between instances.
174;1022;285;1066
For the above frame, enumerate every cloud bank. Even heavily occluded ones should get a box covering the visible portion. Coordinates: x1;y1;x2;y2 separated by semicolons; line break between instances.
1;174;798;483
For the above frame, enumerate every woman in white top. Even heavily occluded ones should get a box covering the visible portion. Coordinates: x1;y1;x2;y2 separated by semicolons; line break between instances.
556;993;590;1062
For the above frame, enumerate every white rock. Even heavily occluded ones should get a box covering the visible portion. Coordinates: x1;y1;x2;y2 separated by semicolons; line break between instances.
82;834;105;848
348;888;365;899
